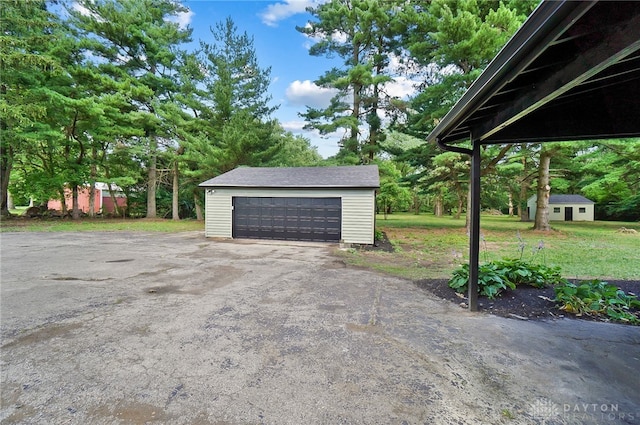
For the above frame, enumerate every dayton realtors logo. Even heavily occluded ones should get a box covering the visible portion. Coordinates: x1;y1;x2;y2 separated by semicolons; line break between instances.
530;399;560;422
529;399;635;423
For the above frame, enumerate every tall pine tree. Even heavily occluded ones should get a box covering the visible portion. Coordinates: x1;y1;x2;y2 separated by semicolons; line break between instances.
298;0;404;163
69;0;192;218
181;18;279;187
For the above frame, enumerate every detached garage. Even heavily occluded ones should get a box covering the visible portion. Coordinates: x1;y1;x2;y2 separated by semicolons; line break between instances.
199;165;379;244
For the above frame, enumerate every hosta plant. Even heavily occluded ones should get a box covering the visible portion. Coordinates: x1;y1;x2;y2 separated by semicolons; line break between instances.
554;280;640;324
493;258;565;288
448;259;566;300
449;262;516;299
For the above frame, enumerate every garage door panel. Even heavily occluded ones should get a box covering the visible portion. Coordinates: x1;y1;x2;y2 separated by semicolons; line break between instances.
233;197;341;242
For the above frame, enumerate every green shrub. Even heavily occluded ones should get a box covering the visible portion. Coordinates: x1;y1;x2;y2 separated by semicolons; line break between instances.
493;258;565;288
449;262;515;299
554;280;640;324
448;259;566;300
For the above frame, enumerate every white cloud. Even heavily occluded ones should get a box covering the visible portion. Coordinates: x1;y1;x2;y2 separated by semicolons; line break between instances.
329;30;348;44
285;80;338;108
71;2;104;22
167;9;194;29
72;2;91;16
301;23;322;50
384;76;416;99
260;0;317;27
281;120;307;132
301;22;349;50
281;120;341;158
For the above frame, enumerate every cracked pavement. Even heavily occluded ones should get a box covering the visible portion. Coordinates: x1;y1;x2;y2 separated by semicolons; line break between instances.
1;231;639;424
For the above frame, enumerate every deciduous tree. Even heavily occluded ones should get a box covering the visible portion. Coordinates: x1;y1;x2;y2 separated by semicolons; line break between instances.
0;0;63;216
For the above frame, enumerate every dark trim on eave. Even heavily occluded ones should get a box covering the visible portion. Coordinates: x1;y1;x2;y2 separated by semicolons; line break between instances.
427;1;593;146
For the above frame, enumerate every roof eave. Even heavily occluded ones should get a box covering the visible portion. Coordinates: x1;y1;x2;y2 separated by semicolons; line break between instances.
199;184;380;189
427;0;592;146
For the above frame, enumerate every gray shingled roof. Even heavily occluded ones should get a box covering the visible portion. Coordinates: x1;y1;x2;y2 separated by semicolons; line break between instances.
528;194;595;204
199;165;380;189
549;194;594;204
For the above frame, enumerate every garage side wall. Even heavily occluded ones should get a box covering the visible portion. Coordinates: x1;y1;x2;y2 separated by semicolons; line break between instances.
205;190;233;237
341;190;375;244
204;188;375;244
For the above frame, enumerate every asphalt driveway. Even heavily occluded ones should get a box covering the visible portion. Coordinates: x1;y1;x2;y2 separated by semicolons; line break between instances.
1;232;639;424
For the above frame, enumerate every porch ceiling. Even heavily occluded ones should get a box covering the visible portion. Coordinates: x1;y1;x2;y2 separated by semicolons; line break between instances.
427;1;640;146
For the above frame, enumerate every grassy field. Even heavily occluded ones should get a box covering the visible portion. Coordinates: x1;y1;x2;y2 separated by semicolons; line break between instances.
341;213;640;281
3;211;639;281
0;216;203;233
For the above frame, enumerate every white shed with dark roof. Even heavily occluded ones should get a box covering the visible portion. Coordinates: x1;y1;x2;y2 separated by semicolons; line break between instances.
199;165;379;244
527;194;595;222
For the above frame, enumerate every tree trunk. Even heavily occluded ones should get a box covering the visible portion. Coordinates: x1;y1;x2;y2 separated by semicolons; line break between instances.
107;184;121;217
519;154;529;221
147;138;157;218
533;151;552;231
508;192;514;216
88;147;98;218
59;189;67;215
0;145;13;217
71;185;81;220
172;159;179;220
347;41;361;157
434;194;443;217
454;196;462;219
351;83;361;156
194;192;203;221
465;185;471;228
519;179;529;221
453;183;463;220
412;189;420;215
7;191;14;210
104;166;122;217
88;184;96;218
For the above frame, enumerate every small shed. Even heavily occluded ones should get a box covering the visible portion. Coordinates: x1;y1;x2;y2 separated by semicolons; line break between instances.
199;165;379;244
527;194;595;222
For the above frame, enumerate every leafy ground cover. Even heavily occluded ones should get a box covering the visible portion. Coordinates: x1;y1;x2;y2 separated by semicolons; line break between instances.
342;213;640;324
416;277;640;323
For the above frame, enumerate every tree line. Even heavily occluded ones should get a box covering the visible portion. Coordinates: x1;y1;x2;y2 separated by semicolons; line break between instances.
2;0;638;224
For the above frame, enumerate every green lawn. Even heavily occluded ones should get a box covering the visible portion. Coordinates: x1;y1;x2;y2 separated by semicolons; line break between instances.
0;216;203;233
3;211;638;280
356;213;640;280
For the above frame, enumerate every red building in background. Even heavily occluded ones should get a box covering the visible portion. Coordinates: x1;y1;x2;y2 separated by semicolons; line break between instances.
48;183;127;215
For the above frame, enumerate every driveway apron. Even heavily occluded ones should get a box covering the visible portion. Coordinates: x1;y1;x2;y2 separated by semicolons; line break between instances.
1;232;638;424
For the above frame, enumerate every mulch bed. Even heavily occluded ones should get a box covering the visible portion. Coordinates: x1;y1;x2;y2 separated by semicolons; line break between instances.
364;232;640;324
416;278;640;324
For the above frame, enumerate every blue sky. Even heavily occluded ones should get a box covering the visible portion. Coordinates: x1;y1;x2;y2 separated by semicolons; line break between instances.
181;0;345;158
69;0;418;157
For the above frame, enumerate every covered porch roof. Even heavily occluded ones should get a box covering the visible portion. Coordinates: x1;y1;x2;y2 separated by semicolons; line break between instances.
428;0;640;147
425;0;640;311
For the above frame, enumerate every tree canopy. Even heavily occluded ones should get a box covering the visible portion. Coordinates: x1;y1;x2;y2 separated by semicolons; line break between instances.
3;0;638;223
